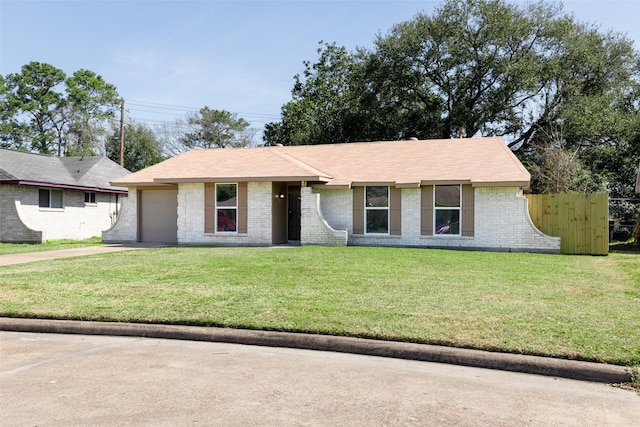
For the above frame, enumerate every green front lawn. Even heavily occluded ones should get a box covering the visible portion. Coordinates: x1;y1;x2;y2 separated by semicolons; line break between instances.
1;246;638;366
0;238;103;256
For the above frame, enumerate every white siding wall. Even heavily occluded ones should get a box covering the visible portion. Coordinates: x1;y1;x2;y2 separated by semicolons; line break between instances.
13;186;122;241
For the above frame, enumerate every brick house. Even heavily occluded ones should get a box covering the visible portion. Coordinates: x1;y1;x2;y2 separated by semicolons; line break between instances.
104;137;560;253
0;149;129;243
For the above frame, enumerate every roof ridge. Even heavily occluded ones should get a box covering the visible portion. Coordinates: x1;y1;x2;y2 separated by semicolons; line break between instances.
269;148;333;180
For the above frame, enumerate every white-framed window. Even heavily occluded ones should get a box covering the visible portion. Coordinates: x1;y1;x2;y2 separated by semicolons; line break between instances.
216;183;237;232
365;186;389;234
38;188;63;209
434;185;461;235
84;191;96;205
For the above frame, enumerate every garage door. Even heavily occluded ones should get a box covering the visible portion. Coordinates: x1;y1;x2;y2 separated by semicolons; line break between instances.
139;189;178;243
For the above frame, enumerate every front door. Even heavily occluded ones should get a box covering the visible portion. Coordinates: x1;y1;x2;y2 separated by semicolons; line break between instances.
288;186;301;241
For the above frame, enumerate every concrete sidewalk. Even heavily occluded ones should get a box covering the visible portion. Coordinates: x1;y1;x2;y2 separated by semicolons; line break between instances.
0;243;164;266
0;317;632;384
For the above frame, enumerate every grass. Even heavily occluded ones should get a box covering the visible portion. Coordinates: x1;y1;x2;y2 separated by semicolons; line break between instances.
0;245;639;366
0;237;103;256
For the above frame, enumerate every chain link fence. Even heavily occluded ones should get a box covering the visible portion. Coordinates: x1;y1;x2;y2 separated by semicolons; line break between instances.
609;198;640;243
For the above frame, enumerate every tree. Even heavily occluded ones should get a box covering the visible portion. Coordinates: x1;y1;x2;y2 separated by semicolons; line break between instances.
0;74;28;150
65;69;121;156
179;107;252;149
0;61;121;155
2;62;66;153
263;41;440;146
105;122;164;172
520;123;605;194
264;0;640;195
267;42;363;146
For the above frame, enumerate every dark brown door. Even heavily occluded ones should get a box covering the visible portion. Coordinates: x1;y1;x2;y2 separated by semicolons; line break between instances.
288;186;301;241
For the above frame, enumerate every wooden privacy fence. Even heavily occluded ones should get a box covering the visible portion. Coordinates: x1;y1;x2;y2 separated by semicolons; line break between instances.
524;193;609;255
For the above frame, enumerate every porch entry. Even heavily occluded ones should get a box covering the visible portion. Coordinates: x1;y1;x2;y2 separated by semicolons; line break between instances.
272;183;301;244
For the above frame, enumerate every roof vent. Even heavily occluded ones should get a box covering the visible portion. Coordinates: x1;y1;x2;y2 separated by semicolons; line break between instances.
407;137;418;141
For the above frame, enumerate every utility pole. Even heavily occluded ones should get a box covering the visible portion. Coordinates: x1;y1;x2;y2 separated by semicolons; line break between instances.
119;99;125;167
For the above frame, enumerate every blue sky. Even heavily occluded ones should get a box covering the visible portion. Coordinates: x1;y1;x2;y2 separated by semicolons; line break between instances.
2;0;640;139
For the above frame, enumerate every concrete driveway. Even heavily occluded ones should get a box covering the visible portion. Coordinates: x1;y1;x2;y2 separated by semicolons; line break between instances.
1;331;638;426
0;243;164;266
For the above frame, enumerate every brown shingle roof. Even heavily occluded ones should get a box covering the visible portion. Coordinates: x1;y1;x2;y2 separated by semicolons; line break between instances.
112;137;530;188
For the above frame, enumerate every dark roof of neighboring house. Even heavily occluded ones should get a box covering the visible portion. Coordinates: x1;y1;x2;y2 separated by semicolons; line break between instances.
0;149;130;193
113;137;531;189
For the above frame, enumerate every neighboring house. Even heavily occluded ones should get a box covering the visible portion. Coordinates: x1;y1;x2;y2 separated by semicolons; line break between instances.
0;149;129;243
105;137;560;253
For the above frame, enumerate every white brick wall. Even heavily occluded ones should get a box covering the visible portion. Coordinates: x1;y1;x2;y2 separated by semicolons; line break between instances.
177;182;204;242
103;188;137;242
317;188;352;232
104;183;560;253
178;181;272;245
301;187;348;246
473;187;560;252
318;186;560;253
0;185;42;242
8;185;123;242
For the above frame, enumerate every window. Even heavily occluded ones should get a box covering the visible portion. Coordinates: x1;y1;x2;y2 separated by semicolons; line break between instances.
434;185;460;235
39;188;63;209
365;186;389;234
216;183;237;232
84;192;96;204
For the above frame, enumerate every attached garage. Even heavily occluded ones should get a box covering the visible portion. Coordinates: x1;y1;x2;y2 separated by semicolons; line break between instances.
138;188;178;243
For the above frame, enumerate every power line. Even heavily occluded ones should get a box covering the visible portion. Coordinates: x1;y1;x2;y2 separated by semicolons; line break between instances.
126;99;281;120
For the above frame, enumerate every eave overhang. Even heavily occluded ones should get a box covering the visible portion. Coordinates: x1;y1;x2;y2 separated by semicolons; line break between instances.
2;180;128;194
153;175;331;184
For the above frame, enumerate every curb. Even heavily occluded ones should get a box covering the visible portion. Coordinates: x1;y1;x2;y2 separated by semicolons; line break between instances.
0;317;632;384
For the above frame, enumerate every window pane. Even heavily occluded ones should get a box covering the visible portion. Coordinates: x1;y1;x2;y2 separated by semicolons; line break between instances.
39;189;49;208
435;210;460;235
50;189;63;208
217;209;237;232
366;210;388;233
85;192;96;203
366;186;388;207
435;185;460;207
216;184;237;207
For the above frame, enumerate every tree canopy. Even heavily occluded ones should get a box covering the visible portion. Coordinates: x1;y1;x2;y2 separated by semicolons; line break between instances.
0;62;121;156
1;63;256;170
105;122;164;172
179;107;252;150
264;0;640;196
